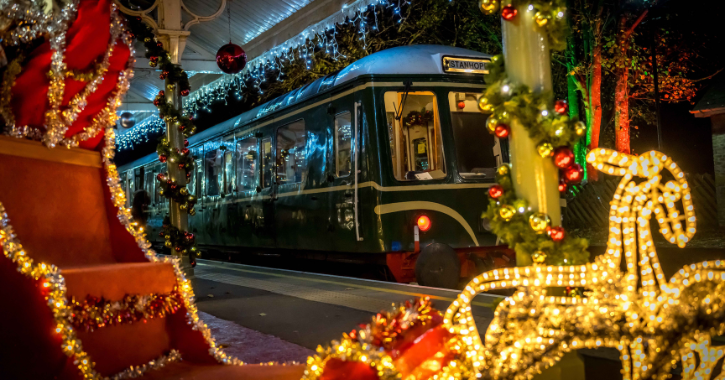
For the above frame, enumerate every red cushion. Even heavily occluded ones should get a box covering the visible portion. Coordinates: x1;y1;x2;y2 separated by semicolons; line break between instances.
140;362;306;380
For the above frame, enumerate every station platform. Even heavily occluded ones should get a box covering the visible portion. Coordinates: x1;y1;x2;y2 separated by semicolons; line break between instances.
191;259;502;353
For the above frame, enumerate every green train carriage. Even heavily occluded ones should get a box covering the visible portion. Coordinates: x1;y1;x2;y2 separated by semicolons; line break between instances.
119;45;514;289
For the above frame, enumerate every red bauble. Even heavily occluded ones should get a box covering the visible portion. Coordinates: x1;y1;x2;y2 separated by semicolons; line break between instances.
180;89;190;97
554;100;568;115
563;163;584;184
558;179;567;193
153;98;161;106
457;101;466;109
159;71;168;79
547;226;566;242
488;184;504;199
553;147;574;168
156;173;165;181
184;139;189;147
181;148;190;155
178;163;185;170
494;123;510;138
216;43;247;74
158;90;165;97
501;5;517;20
159;155;167;163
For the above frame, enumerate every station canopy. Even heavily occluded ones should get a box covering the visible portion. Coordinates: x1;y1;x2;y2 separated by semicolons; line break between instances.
117;0;371;132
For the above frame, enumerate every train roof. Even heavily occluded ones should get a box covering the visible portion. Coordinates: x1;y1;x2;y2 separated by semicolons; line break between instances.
120;45;490;172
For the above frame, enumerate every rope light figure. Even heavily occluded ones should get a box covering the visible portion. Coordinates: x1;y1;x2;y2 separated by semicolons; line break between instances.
444;148;725;380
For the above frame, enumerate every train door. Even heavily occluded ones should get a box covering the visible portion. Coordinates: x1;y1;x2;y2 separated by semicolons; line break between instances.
273;119;308;250
201;138;225;247
219;135;235;246
328;96;362;252
232;132;264;248
147;163;164;243
255;132;276;248
187;145;204;245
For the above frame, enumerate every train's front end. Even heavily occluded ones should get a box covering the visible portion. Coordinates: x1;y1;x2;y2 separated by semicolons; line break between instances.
350;45;515;288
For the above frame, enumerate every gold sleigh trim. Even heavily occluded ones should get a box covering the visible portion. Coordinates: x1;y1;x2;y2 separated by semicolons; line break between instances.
445;148;725;380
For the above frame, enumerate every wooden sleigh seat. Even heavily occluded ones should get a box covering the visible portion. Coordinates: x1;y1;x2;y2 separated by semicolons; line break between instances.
0;136;304;379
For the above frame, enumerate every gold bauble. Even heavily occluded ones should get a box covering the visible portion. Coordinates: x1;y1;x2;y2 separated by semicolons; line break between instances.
164;234;171;240
487;117;498;133
180;188;188;196
164;241;172;248
499;205;516;221
478;0;499;14
512;199;529;213
188;195;196;202
478;96;494;112
532;251;547;264
535;12;549;27
180;204;188;211
497;164;511;176
575;121;586;136
537;142;554;157
166;83;176;90
189;208;196;216
529;212;551;234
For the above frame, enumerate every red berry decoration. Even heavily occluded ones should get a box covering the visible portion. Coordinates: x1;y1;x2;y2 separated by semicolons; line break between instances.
457;101;466;109
180;89;190;97
216;43;248;74
553;147;574;169
501;5;517;20
554;100;568;115
488;184;504;199
159;155;167;163
547;226;566;242
563;163;584;184
159;71;169;79
494;123;510;138
558;179;568;193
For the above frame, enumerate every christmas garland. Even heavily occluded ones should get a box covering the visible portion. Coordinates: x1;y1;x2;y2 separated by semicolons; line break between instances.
478;0;568;51
69;289;183;332
483;164;589;265
122;15;201;256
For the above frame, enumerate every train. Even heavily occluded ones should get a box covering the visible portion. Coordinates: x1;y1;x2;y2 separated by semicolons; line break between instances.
119;45;514;289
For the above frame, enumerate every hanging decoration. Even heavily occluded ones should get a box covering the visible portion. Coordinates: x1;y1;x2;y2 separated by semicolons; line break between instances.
216;0;247;74
478;0;568;50
119;112;135;128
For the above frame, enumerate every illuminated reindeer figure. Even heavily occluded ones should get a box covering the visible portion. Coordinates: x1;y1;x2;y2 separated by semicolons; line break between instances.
445;148;725;380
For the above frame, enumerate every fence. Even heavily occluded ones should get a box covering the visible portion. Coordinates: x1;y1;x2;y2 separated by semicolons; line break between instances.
563;173;719;230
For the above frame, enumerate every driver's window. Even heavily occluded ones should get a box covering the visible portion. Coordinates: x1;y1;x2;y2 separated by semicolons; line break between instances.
383;91;445;181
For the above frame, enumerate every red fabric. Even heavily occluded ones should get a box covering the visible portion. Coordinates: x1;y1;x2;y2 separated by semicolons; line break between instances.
393;326;454;378
62;262;177;300
320;359;379;380
11;0;130;149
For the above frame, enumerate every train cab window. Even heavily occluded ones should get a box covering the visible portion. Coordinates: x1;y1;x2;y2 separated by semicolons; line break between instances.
276;120;307;184
334;112;352;177
261;137;273;188
204;147;223;196
448;92;497;179
236;137;259;191
223;150;234;194
383;91;445;181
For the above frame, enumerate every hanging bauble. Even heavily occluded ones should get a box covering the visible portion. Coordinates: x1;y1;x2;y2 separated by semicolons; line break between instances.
119;112;135;129
499;205;516;221
553;147;574;168
216;43;247;74
554;100;568;115
528;212;551;234
531;251;547;264
478;96;493;112
159;155;167;163
494;123;510;138
184;139;189;147
180;89;190;97
497;164;510;177
156;173;165;181
488;185;504;199
501;5;517;20
575;121;586;136
563;163;584;184
547;226;566;242
537;142;554;157
558;179;567;193
478;0;499;14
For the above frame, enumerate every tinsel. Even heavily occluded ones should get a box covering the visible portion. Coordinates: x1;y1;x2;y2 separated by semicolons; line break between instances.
109;350;182;380
484;164;589;265
69;289;183;332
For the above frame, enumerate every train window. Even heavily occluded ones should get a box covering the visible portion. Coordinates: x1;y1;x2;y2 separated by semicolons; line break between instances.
236;137;259;191
153;168;161;204
261;137;273;188
223;150;234;194
383;91;445;181
145;169;154;204
334;112;352;177
193;158;203;197
204;147;223;196
276;120;307;184
448;92;497;179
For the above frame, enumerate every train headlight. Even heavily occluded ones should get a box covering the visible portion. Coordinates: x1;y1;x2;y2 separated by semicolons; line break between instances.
417;215;431;232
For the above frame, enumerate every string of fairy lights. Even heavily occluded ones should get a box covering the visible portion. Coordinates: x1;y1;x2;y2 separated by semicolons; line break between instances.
117;0;410;151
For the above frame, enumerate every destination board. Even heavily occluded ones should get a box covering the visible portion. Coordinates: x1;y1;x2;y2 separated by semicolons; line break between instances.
442;56;490;74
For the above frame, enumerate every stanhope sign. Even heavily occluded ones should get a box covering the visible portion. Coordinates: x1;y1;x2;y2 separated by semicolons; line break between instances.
442;56;490;74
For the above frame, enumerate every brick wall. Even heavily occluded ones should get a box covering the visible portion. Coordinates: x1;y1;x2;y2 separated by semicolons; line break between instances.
712;114;725;226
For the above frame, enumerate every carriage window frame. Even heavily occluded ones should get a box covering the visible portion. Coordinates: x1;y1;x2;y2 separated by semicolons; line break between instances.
235;136;260;192
204;142;224;197
222;148;234;195
382;90;447;182
334;111;353;178
275;119;307;185
448;91;499;181
260;136;273;189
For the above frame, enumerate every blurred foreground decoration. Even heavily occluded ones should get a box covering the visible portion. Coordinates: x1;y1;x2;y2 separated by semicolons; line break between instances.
306;148;725;380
